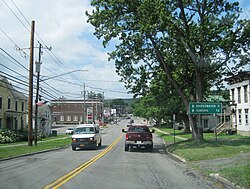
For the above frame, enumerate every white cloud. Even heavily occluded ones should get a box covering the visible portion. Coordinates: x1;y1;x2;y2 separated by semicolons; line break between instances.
0;0;132;99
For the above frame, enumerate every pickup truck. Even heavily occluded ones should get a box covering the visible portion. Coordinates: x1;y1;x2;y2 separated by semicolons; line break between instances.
122;125;154;152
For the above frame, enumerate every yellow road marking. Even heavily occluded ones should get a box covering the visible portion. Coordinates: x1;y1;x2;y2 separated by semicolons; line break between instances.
43;134;123;189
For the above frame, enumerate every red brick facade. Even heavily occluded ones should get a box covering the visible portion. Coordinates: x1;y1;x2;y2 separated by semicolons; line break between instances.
51;100;103;124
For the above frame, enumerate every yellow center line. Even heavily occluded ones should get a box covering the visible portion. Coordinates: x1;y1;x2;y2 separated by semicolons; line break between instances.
43;134;123;189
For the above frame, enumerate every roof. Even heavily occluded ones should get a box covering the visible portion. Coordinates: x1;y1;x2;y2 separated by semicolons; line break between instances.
0;75;27;100
226;71;250;85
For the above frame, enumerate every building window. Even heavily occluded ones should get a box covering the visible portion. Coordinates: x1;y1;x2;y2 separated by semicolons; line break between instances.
14;118;18;131
0;97;2;109
8;97;11;110
244;85;248;103
238;109;242;125
231;89;235;102
80;116;83;122
21;117;24;130
74;116;78;121
245;109;249;125
67;116;71;121
0;117;2;129
203;119;208;128
60;116;64;121
21;101;24;112
15;100;18;111
237;87;241;103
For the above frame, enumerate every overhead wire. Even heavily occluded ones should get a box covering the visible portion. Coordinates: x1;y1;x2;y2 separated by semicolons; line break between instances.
0;62;28;80
1;0;130;100
0;47;29;71
1;0;30;33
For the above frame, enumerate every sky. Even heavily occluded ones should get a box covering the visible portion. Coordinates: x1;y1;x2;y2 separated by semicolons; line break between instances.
0;0;249;101
0;0;133;101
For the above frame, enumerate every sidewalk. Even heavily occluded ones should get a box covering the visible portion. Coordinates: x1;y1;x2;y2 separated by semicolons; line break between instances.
153;127;188;141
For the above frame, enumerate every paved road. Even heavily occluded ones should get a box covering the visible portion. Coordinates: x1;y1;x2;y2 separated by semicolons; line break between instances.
0;118;231;189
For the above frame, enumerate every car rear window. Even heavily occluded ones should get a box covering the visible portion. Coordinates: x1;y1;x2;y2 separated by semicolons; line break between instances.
128;126;150;133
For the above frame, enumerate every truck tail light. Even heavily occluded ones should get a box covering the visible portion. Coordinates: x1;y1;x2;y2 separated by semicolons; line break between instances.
72;138;76;143
125;133;129;140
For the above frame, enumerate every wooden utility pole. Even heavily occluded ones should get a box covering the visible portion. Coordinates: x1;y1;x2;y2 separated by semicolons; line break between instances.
34;42;42;146
83;83;86;123
28;20;35;146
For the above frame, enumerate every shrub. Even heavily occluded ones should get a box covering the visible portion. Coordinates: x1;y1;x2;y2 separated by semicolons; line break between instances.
0;129;16;143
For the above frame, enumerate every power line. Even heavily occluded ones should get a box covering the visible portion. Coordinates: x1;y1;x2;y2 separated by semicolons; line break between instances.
1;0;30;33
0;27;29;58
0;71;28;87
0;62;28;80
0;47;28;71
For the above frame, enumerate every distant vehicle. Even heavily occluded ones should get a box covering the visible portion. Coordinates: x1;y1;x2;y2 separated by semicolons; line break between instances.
71;124;102;151
174;122;185;130
127;119;134;127
65;127;74;135
122;125;154;152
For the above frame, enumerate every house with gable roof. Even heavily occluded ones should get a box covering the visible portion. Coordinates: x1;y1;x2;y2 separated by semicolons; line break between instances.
226;71;250;136
34;103;52;136
0;75;28;130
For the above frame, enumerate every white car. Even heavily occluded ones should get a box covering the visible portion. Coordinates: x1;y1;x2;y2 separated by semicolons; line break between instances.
65;127;74;135
71;124;102;151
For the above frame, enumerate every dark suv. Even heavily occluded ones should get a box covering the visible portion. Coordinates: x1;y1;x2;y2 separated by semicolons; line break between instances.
122;125;154;151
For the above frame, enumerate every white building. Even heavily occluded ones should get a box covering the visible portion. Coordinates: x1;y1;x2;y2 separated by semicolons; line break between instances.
227;71;250;136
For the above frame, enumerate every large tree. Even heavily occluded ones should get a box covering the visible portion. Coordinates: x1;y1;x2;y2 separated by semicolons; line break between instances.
86;0;249;141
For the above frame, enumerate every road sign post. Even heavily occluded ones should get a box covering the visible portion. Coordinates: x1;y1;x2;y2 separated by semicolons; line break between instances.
189;102;222;114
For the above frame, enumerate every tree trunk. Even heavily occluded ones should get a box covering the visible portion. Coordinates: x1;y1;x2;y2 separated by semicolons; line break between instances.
182;114;190;132
150;36;204;142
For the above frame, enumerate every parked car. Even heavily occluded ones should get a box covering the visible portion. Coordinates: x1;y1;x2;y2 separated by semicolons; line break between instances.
65;127;74;135
71;124;102;151
174;122;185;130
122;125;154;152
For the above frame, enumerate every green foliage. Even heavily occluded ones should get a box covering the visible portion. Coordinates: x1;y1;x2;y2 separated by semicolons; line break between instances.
0;129;28;143
87;0;249;140
0;129;17;143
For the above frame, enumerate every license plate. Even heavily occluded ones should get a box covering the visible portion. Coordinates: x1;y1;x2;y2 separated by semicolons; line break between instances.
80;144;85;147
136;141;142;144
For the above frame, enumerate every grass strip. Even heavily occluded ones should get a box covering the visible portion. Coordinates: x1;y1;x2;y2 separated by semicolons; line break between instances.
219;165;250;188
155;127;250;188
0;137;71;159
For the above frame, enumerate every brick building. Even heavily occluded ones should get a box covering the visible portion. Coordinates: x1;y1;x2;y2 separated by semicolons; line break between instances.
51;99;103;124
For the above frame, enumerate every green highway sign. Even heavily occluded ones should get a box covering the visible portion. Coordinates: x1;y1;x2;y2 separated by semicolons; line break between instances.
189;102;222;114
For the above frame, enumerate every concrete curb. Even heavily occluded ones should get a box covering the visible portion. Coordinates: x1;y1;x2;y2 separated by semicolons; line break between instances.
209;173;245;189
164;141;187;163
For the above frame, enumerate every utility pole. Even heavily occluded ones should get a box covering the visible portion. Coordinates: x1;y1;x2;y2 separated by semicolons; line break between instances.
83;83;86;123
34;42;42;146
28;20;35;146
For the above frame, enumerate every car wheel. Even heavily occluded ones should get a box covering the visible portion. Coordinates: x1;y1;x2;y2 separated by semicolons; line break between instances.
94;141;98;150
148;144;153;152
72;146;76;151
98;140;102;147
125;144;129;151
